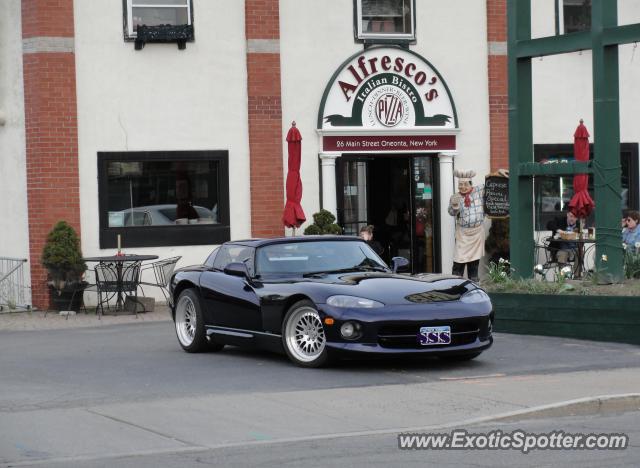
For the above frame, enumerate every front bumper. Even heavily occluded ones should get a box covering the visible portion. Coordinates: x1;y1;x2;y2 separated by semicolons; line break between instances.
317;301;493;357
326;335;492;356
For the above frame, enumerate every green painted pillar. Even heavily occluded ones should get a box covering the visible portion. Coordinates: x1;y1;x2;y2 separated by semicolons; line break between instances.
592;0;624;281
508;0;534;279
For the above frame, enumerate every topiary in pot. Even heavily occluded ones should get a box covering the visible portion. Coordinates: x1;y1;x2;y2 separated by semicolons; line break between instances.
41;221;87;295
303;209;343;235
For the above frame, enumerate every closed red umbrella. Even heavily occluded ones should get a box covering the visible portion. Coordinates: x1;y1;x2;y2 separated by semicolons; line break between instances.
282;121;306;232
568;119;595;218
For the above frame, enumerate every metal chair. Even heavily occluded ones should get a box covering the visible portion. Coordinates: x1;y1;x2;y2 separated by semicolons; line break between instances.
138;256;181;305
534;237;576;280
95;261;142;318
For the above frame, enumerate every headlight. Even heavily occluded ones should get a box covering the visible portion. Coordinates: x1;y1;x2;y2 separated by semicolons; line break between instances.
326;295;384;308
340;321;362;339
460;289;490;304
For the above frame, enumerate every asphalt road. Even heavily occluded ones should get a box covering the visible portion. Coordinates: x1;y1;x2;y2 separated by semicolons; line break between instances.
1;321;639;467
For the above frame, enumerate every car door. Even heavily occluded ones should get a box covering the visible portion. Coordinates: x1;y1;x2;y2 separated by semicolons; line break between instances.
199;244;262;331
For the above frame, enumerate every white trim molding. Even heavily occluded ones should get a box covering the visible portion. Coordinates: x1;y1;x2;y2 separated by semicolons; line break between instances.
22;37;74;54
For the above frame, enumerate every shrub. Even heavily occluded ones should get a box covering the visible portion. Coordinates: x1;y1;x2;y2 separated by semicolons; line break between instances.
303;209;342;235
41;221;86;290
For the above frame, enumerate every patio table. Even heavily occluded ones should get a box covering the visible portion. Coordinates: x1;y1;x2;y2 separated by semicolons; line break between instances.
83;254;159;311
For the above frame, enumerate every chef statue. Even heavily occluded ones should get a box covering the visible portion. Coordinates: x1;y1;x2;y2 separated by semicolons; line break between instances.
448;169;485;282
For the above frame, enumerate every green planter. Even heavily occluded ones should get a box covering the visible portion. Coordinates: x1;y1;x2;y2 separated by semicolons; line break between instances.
489;293;640;345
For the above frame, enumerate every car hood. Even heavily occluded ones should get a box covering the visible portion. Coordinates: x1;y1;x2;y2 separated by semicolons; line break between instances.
282;272;477;305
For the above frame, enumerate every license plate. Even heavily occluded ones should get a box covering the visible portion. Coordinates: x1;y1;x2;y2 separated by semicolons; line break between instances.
418;326;451;345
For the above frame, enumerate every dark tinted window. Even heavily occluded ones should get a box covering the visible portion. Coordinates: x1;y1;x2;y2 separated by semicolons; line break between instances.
256;240;387;276
564;0;590;34
98;151;230;248
213;245;255;275
533;143;638;230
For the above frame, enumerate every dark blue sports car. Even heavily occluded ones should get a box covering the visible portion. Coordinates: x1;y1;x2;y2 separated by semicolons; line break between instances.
170;236;493;367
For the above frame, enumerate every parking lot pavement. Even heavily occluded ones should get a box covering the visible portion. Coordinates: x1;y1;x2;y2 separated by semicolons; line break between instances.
0;322;639;467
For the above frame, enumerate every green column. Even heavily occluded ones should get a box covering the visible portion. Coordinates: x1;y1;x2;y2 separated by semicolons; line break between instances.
592;0;624;281
508;0;534;279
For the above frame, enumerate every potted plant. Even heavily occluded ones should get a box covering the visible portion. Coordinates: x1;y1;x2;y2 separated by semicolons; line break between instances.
303;209;342;235
41;221;87;311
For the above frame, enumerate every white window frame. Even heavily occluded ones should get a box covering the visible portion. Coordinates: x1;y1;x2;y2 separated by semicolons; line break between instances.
356;0;416;42
125;0;192;39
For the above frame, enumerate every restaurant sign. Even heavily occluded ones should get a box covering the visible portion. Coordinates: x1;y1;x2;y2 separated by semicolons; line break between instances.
323;135;455;152
318;46;458;137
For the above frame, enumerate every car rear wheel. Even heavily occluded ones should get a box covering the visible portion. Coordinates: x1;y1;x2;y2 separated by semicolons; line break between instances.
282;300;329;368
175;289;223;353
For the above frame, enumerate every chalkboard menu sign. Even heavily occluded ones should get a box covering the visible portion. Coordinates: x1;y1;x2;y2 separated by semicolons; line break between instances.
484;176;509;218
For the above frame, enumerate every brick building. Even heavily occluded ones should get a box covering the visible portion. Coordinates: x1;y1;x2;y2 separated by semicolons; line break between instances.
0;1;638;308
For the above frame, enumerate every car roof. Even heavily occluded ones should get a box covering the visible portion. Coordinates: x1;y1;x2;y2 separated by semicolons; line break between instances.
227;235;363;248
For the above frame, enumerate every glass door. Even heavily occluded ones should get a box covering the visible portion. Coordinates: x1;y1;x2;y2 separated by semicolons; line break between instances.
340;159;369;236
412;157;437;273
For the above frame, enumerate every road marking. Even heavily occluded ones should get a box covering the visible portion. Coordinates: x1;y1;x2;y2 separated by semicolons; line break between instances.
439;373;506;381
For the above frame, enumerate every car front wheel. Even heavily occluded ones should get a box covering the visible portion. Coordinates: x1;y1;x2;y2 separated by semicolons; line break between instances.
174;289;223;353
282;300;329;368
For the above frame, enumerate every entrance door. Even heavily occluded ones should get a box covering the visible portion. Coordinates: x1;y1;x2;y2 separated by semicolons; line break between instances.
336;155;438;273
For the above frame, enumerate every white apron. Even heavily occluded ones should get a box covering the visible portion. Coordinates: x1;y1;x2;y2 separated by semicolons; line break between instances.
454;224;484;263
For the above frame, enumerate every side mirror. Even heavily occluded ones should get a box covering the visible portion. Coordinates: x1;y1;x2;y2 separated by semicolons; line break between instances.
224;262;250;278
391;256;409;273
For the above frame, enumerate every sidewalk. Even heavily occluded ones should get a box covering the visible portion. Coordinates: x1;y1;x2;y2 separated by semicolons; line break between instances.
0;305;172;332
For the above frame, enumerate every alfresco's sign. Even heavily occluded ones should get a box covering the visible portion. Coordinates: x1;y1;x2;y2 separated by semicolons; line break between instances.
318;47;457;132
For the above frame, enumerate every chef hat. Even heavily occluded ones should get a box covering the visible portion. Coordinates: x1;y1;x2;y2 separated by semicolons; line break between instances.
454;169;476;182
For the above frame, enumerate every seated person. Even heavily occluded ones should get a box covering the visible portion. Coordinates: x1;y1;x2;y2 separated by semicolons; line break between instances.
622;210;640;251
546;211;579;264
359;225;384;256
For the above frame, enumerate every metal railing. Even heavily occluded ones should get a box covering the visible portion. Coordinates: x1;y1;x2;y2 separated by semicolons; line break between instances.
0;257;31;311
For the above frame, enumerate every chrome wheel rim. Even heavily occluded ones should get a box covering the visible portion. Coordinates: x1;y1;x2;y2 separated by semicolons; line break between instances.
285;307;326;363
175;295;197;346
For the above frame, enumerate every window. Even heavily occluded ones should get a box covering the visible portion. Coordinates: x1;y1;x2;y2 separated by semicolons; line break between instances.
533;143;638;230
356;0;415;42
124;0;193;40
213;245;255;275
98;151;230;248
560;0;591;34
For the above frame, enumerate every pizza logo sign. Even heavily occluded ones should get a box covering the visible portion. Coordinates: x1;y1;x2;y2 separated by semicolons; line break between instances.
375;93;404;127
321;49;455;130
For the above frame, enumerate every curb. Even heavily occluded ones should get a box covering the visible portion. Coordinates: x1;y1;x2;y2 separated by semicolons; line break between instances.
483;393;640;423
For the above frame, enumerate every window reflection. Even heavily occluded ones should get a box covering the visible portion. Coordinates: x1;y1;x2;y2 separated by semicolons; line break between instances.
361;0;413;36
106;160;219;228
533;144;635;230
563;0;591;34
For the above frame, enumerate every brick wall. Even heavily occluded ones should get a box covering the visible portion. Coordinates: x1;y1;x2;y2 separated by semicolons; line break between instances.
22;0;80;309
245;0;285;238
487;0;508;171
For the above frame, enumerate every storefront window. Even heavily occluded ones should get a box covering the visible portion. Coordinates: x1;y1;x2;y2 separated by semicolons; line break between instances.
533;143;638;230
356;0;415;41
98;151;230;248
562;0;591;34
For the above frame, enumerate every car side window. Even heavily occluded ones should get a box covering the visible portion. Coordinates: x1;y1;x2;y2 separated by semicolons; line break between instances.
213;245;255;275
204;247;220;267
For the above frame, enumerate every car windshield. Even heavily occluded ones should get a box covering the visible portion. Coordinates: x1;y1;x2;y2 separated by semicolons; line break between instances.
255;240;388;277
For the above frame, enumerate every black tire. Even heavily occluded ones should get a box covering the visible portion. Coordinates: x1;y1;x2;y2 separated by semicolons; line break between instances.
174;289;219;353
439;352;482;362
282;300;330;368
